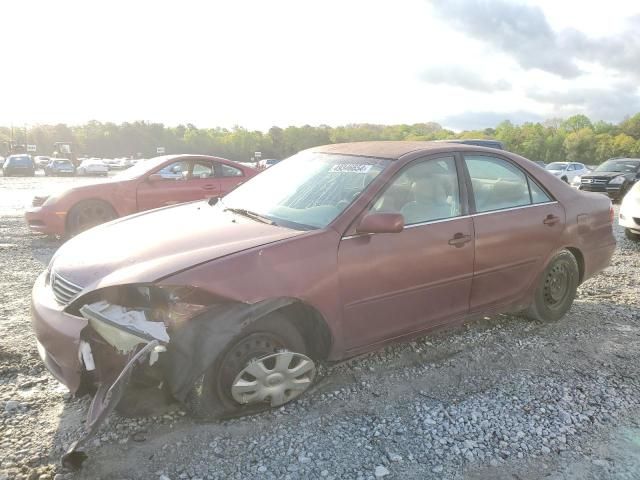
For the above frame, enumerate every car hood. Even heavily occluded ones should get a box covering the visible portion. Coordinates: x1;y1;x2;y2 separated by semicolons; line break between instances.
41;177;125;199
51;201;306;291
582;171;630;179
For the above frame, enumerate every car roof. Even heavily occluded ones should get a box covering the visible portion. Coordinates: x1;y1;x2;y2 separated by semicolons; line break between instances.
309;141;504;160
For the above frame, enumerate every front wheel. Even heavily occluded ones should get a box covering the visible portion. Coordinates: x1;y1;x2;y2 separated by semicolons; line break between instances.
67;199;117;236
526;250;579;322
185;313;315;419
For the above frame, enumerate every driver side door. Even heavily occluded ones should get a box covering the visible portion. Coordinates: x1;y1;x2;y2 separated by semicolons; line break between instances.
337;155;475;353
135;159;196;211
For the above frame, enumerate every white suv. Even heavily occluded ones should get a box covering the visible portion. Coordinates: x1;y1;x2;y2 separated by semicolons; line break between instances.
545;162;590;184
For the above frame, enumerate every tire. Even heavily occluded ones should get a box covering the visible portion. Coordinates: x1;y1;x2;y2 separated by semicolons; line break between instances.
526;250;579;322
625;228;640;241
561;176;568;183
185;313;313;419
67;199;117;236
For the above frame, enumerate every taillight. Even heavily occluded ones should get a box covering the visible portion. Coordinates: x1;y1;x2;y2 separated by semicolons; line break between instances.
609;204;614;224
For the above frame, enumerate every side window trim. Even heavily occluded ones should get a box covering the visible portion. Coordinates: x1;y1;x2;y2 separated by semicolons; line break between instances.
461;152;557;214
527;174;553;204
366;154;463;226
214;162;245;178
343;153;475;238
192;160;216;179
153;159;193;180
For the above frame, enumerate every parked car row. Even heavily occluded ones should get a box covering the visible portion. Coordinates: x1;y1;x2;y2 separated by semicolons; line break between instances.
1;154;146;177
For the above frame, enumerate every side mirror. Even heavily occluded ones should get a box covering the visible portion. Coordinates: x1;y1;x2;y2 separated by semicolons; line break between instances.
356;213;404;234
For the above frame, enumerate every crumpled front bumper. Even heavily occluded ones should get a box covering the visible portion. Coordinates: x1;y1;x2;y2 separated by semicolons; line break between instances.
31;271;87;393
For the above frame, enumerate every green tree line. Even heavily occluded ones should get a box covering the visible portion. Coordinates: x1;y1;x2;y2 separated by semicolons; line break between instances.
2;114;640;164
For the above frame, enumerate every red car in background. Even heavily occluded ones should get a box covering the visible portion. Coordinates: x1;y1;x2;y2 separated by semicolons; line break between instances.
25;154;256;237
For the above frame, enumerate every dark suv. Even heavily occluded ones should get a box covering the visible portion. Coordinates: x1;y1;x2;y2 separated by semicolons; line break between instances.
579;158;640;201
2;154;35;176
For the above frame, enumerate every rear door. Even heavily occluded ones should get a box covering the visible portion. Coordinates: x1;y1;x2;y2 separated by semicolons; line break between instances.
463;154;565;312
215;162;247;196
190;160;223;200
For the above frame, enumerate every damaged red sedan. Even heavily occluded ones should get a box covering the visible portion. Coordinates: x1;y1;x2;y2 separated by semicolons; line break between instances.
31;142;615;464
25;154;255;237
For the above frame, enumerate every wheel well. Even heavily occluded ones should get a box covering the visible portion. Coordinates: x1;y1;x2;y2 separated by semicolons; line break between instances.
566;247;585;284
276;302;333;360
66;198;117;230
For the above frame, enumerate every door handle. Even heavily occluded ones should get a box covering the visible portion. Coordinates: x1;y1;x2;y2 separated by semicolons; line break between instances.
448;233;472;247
543;214;560;226
202;184;217;191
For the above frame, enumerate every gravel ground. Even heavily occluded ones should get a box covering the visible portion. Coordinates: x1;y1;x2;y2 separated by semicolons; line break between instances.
1;175;639;480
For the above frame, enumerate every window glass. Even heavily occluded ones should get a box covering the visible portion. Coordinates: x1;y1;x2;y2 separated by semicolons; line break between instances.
371;157;460;225
192;161;215;178
567;164;576;171
465;156;531;212
220;163;243;177
157;160;189;180
222;152;389;229
529;177;551;204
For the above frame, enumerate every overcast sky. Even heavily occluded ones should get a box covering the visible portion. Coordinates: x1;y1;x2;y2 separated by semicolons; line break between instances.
3;0;640;131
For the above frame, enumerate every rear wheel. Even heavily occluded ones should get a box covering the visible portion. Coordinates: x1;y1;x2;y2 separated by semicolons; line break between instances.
526;250;579;322
185;313;315;419
67;199;117;236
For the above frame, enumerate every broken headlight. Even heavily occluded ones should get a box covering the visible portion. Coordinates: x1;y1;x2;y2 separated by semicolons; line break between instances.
133;285;211;327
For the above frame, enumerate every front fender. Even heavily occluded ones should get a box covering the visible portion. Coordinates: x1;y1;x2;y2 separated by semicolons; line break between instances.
165;297;298;401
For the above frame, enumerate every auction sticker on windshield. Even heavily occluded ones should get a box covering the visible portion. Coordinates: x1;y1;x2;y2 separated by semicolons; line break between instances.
329;164;374;173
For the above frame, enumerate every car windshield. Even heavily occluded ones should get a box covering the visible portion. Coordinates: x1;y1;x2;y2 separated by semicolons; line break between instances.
221;151;390;230
595;160;640;173
546;162;567;170
55;160;71;166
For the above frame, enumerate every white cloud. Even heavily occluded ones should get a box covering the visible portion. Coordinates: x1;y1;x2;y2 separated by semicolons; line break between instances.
1;0;639;130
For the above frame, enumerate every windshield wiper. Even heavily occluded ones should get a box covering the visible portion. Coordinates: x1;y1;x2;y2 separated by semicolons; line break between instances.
224;207;276;225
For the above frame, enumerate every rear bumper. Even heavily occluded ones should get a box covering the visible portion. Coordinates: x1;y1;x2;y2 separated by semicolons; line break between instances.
31;271;87;392
25;206;66;235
